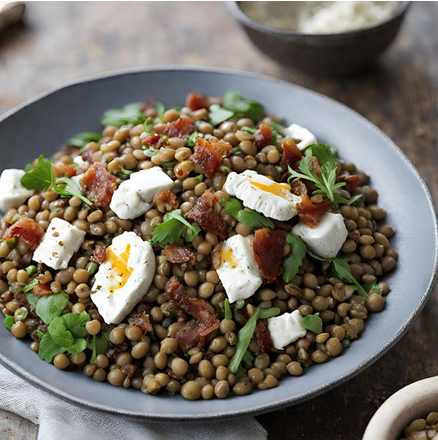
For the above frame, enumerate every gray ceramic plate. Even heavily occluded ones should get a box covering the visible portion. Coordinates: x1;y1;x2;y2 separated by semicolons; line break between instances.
0;67;436;420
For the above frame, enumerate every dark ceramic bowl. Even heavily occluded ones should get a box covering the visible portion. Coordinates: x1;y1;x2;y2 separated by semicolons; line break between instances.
228;1;411;76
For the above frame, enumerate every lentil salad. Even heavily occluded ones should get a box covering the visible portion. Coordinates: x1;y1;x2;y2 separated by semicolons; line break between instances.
0;91;397;400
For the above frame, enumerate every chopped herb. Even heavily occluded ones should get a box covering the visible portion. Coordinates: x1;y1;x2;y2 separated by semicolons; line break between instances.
151;209;201;248
363;283;381;294
194;174;204;181
100;103;146;127
68;132;101;151
56;176;93;206
120;169;137;175
88;330;109;364
288;143;362;208
220;197;275;229
282;233;307;283
15;307;28;321
21;278;39;293
231;146;240;154
270;122;284;145
300;312;323;334
143;148;159;157
3;316;14;332
235;300;245;309
241;127;255;135
187;131;198;147
222;90;264;122
161;161;175;170
0;239;15;248
235;368;244;378
342;339;351;348
259;307;281;319
151;102;166;120
143;117;154;133
208;104;234;127
242;350;254;365
87;262;99;275
224;298;233;320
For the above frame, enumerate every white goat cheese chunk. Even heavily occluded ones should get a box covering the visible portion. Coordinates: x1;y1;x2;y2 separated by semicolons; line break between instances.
216;234;262;303
292;212;348;259
268;310;307;349
32;218;86;270
282;123;317;150
224;170;301;221
91;231;156;325
0;169;34;213
110;167;174;220
73;156;90;174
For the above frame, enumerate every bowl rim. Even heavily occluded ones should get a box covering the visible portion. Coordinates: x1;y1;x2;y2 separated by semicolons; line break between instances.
0;65;436;421
227;1;411;38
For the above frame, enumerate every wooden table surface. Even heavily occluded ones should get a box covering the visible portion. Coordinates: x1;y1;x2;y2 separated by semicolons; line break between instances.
1;2;437;439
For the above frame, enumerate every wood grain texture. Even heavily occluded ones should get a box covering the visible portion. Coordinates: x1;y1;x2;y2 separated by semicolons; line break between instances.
1;2;437;439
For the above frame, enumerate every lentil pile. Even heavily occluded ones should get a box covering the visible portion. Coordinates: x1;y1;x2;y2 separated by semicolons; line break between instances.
400;412;438;440
0;91;397;400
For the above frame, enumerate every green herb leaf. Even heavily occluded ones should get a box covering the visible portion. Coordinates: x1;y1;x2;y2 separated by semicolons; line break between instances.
25;265;37;276
152;102;166;120
88;330;109;364
209;104;234;127
222;90;264;122
220;197;275;229
242;350;254;365
100;103;146;128
68;132;101;151
20;155;53;191
36;292;69;325
120;169;137;175
187;131;199;147
235;300;245;309
38;331;67;363
270;122;284;145
231;146;240;154
151;209;201;248
224;298;233;320
259;307;281;319
87;262;98;275
242;127;255;135
143;117;154;133
195;174;204;181
229;307;261;374
22;278;39;293
56;176;93;206
25;293;39;307
143;148;159;157
300;312;323;334
4;316;14;332
282;233;307;283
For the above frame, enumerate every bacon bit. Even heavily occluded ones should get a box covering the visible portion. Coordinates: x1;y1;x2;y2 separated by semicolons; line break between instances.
253;228;286;283
253;122;272;150
255;321;274;353
82;162;117;208
164;277;220;352
190;136;232;179
153;191;178;213
336;174;361;192
211;242;223;270
32;282;52;297
185;92;208;111
290;178;310;197
186;189;227;240
52;162;77;178
4;217;43;248
90;245;107;263
131;312;153;333
164;243;196;265
297;193;333;228
141;134;169;150
163;116;195;140
82;150;94;164
166;368;183;381
280;138;303;169
120;364;138;379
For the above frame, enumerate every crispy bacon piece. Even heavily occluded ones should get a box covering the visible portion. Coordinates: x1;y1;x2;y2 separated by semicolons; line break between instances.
153;191;178;213
52;162;77;178
290;178;309;196
297;193;333;228
255;321;274;353
280;138;303;170
190;136;232;179
164;277;219;352
253;228;286;283
253;122;272;150
32;282;52;297
4;217;43;248
120;364;138;379
131;312;153;333
141;134;169;150
81;150;94;164
90;245;107;263
186;189;227;240
164;243;196;265
82;162;117;208
185;92;208;111
336;174;361;192
211;242;222;270
163;116;195;140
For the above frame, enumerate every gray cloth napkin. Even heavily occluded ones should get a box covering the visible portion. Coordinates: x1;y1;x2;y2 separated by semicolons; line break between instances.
0;364;267;440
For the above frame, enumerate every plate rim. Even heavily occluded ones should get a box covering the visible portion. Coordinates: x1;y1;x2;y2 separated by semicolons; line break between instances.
0;65;437;421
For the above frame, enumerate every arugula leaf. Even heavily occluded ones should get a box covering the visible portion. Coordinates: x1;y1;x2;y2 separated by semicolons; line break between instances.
36;292;69;325
4;316;14;332
38;331;67;363
56;176;93;206
224;298;233;320
220;197;275;229
187;131;199;147
300;312;323;334
222;90;264;122
100;103;146;127
88;331;109;364
282;233;307;283
68;132;101;151
20;155;53;191
288;143;362;208
151;209;201;248
25;293;39;307
209;104;234;127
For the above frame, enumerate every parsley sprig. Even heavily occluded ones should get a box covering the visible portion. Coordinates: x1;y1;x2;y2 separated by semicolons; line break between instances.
220;197;275;229
288;143;362;209
20;155;92;205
